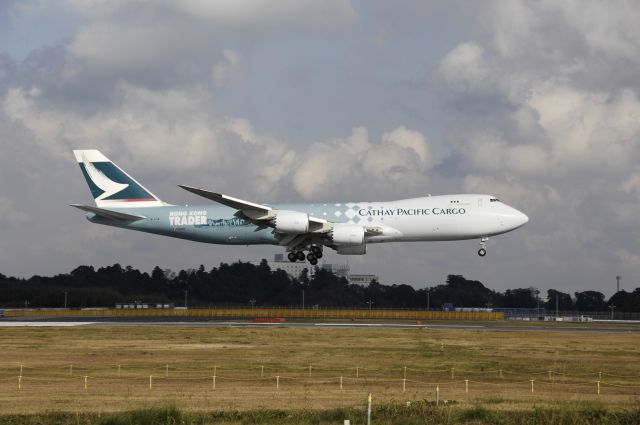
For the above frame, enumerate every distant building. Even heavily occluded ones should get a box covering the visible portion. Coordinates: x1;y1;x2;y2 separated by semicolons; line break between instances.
271;254;312;280
115;302;174;309
265;254;379;284
348;274;379;285
321;263;350;279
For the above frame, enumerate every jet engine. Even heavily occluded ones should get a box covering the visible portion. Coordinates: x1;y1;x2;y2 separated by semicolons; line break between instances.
272;210;309;234
330;224;365;246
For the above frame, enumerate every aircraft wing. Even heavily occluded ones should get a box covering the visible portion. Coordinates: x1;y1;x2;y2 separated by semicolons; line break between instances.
178;185;327;225
70;204;146;221
178;185;272;213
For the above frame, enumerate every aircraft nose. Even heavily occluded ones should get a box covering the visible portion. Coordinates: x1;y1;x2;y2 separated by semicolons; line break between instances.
508;208;529;229
516;210;529;226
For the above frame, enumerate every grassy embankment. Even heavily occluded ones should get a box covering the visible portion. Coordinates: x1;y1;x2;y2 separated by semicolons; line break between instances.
4;403;640;425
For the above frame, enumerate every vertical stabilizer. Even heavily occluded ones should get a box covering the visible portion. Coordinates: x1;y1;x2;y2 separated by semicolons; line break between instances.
73;150;168;208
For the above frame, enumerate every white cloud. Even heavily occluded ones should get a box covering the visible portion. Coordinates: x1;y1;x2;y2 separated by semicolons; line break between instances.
434;0;640;289
292;126;432;200
3;82;434;204
488;0;539;58
381;126;431;166
212;49;241;88
448;83;640;178
527;86;640;170
557;1;640;64
2;83;299;200
170;0;356;30
439;42;491;92
621;172;640;196
62;0;356;85
0;195;28;225
67;23;178;76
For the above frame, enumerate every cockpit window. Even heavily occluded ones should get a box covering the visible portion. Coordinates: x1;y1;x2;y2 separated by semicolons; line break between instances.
490;198;500;202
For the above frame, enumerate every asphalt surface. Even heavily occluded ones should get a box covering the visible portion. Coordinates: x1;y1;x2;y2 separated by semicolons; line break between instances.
1;317;639;333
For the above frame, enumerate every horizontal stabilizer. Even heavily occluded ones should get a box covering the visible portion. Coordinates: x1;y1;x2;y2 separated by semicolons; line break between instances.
70;204;146;221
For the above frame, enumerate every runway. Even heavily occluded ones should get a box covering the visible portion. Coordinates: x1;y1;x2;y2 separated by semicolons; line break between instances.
1;318;639;333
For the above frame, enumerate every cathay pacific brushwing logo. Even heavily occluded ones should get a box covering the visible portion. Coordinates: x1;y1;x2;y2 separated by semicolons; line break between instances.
82;155;129;201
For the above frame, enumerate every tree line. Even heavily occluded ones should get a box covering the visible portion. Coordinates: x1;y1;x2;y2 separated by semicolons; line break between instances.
0;261;638;312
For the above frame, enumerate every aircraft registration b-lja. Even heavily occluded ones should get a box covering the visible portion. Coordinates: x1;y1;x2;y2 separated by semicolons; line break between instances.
71;150;528;265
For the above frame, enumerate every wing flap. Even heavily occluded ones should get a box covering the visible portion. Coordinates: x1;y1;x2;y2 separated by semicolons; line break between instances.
70;204;146;221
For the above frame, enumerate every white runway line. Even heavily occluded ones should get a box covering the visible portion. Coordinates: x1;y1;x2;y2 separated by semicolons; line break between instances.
425;324;485;329
0;321;96;327
315;323;395;327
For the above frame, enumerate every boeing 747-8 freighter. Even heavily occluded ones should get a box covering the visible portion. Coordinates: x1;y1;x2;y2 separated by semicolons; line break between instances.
71;150;528;265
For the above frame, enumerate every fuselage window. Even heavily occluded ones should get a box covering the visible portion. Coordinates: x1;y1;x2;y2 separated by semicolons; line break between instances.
490;198;500;202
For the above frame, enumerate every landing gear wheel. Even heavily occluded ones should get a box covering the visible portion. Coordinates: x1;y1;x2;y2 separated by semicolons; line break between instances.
287;252;297;262
296;251;305;261
309;257;318;266
307;253;317;263
315;251;323;259
311;246;323;258
478;237;489;258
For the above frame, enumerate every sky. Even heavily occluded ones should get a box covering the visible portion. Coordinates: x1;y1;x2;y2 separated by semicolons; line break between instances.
1;0;639;296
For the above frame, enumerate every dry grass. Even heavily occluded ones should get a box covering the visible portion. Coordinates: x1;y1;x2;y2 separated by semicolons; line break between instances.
0;325;639;414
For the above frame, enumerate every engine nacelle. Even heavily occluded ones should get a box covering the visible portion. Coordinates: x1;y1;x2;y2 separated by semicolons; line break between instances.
273;210;309;234
330;224;365;246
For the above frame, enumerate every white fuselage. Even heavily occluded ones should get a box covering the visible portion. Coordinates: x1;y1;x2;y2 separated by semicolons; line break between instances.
73;149;529;259
88;194;528;249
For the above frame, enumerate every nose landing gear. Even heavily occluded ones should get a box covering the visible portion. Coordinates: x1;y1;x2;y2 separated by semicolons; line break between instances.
478;237;489;257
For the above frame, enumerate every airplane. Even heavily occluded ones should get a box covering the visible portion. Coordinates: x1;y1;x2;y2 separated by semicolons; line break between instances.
71;150;528;265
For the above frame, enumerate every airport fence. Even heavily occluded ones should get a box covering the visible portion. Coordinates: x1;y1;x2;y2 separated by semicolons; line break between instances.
3;307;504;321
1;362;639;401
6;307;640;321
499;308;640;321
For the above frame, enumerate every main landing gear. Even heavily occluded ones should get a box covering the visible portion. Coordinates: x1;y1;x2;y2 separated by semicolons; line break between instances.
288;246;323;265
478;237;489;257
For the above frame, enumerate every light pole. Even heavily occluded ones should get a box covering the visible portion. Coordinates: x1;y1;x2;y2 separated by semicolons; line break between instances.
555;294;558;318
184;289;188;309
64;291;68;309
302;289;305;309
366;299;374;310
249;298;256;312
609;304;615;320
426;287;430;311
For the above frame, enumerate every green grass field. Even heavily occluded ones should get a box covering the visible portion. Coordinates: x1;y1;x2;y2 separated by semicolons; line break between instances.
1;324;639;423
